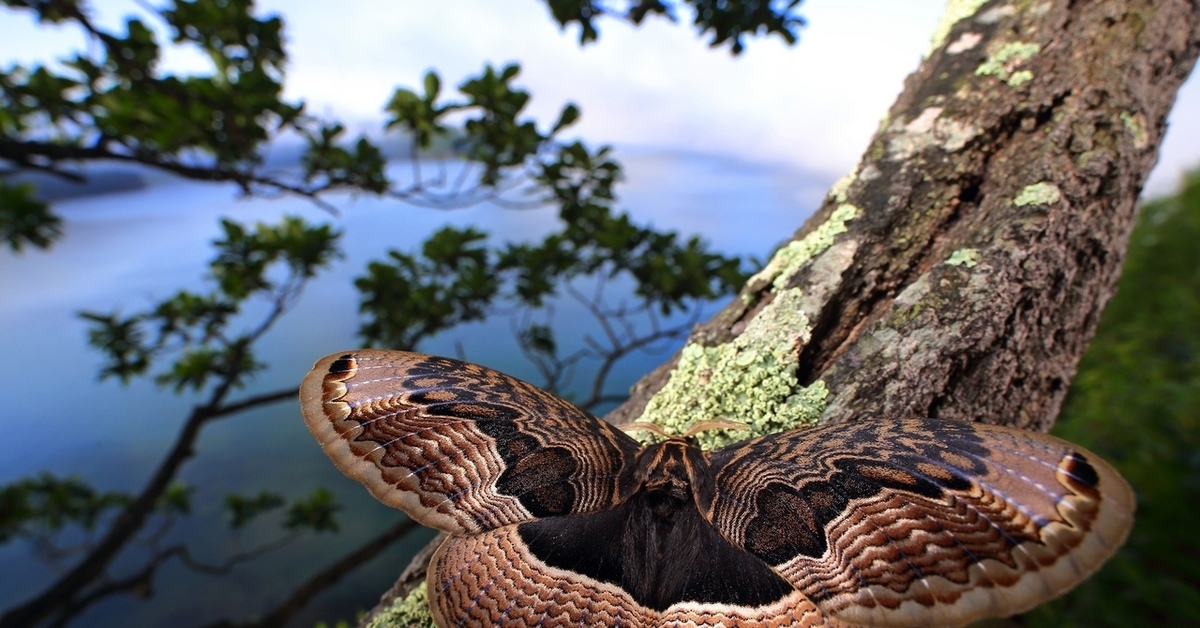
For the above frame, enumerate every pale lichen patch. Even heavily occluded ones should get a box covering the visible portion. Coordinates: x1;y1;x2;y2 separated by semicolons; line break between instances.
1029;1;1053;18
639;288;827;450
976;42;1041;86
945;248;981;268
977;4;1018;24
369;585;435;628
906;106;943;135
888;108;941;158
947;31;984;54
887;107;978;158
748;203;859;292
937;117;978;152
1014;182;1062;206
927;0;992;58
1120;111;1149;149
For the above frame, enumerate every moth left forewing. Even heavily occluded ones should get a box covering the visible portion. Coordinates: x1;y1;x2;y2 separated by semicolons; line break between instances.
300;349;640;535
703;418;1133;627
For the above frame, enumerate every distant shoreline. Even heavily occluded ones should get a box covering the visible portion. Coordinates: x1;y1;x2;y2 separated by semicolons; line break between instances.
13;166;148;201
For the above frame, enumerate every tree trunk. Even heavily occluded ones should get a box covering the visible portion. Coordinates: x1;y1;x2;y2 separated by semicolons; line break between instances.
365;0;1200;624
619;0;1200;433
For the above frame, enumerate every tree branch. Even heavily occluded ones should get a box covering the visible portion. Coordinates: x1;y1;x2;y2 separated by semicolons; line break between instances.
2;321;300;627
207;518;421;628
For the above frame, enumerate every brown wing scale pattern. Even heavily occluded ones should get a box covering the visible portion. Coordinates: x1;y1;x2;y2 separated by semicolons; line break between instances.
704;419;1134;627
430;526;837;627
301;350;1134;627
300;350;639;534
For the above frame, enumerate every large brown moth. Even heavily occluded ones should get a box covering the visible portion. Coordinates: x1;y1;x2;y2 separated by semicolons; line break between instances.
300;349;1133;627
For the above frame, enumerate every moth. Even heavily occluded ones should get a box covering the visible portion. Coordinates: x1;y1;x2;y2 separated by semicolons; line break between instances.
300;349;1134;627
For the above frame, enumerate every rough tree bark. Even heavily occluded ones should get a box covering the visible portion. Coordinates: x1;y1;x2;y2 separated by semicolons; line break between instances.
617;0;1200;432
364;0;1200;624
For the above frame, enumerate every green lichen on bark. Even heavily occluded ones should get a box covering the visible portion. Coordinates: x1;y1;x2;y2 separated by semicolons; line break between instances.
976;42;1041;86
1014;182;1063;206
368;585;435;628
1120;111;1149;148
829;169;857;203
1006;70;1034;86
640;288;827;450
946;248;981;268
746;203;859;293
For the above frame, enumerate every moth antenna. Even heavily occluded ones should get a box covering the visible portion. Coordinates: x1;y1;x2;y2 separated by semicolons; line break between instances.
621;421;674;440
684;418;748;438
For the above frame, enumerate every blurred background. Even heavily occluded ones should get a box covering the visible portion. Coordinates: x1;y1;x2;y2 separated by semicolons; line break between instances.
1;1;1197;626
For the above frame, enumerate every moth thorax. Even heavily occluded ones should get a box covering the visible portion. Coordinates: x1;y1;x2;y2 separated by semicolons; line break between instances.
635;440;706;503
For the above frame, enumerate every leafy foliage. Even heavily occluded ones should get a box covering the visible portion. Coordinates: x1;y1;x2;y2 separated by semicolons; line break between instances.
356;199;749;350
0;1;592;247
224;488;339;533
1027;170;1200;626
0;181;59;251
158;483;194;516
80;216;340;391
224;491;286;530
1;0;298;163
542;0;806;53
357;226;498;350
0;474;133;545
284;488;341;533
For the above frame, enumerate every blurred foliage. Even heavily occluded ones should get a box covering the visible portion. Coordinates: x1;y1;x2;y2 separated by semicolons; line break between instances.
284;487;341;533
0;0;298;167
1023;169;1200;626
542;0;805;53
0;474;133;545
224;491;286;530
1;0;753;358
79;216;341;391
0;180;58;251
224;488;340;533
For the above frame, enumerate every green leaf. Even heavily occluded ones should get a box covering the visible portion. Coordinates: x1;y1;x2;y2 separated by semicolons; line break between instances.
284;488;340;533
159;483;194;515
539;0;805;54
0;474;133;544
79;310;154;383
423;70;440;101
0;182;62;251
520;324;557;357
224;491;285;529
552;103;580;132
357;226;500;349
158;347;221;391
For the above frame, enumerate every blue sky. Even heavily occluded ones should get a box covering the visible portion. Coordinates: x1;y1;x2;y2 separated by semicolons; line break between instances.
3;1;1197;194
